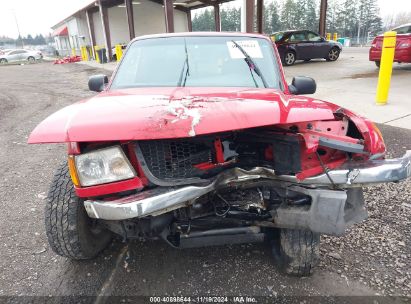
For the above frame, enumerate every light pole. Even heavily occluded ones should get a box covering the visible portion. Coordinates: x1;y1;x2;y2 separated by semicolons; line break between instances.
12;10;24;48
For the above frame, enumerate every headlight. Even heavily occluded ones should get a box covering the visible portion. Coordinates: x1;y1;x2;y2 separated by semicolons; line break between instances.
74;146;136;187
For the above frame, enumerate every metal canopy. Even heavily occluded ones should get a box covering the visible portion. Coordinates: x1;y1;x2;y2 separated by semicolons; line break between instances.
54;0;327;61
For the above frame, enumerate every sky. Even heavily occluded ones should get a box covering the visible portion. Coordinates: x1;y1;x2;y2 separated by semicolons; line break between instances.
0;0;410;38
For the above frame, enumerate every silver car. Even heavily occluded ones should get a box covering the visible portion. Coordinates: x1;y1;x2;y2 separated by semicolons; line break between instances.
0;49;42;64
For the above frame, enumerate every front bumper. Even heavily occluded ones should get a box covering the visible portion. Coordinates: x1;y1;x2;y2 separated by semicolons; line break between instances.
84;151;411;223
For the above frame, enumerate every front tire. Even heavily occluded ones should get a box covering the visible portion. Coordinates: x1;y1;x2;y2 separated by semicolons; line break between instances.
283;51;296;66
271;228;320;277
45;162;112;259
0;58;7;64
326;47;340;61
27;56;35;63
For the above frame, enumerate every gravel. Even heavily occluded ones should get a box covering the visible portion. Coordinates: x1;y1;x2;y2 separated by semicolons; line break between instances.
0;62;410;298
319;125;411;297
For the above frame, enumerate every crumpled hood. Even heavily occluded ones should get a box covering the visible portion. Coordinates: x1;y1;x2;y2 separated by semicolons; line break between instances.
28;87;337;143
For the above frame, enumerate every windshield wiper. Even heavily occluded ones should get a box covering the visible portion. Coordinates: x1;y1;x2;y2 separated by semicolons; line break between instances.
177;39;190;87
231;40;268;88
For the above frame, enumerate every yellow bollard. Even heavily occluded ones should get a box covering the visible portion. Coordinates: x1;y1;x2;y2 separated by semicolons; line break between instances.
376;31;397;105
115;44;123;62
326;33;331;41
71;48;76;56
95;46;100;63
81;46;89;61
333;33;338;41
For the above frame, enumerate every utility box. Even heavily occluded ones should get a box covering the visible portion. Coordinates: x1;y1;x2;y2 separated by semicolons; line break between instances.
97;48;108;63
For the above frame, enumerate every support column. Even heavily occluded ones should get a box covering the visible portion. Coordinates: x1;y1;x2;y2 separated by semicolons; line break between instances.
86;10;96;59
214;4;221;32
125;0;135;40
319;0;327;37
245;0;254;33
187;9;192;32
98;0;112;60
256;0;263;34
163;0;174;33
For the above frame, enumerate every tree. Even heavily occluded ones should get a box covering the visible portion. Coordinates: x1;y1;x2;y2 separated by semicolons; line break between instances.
264;1;281;33
303;0;317;32
221;7;241;31
192;8;214;31
33;34;47;45
280;0;298;30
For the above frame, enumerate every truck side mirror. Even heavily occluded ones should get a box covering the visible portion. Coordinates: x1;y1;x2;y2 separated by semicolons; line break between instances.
88;74;108;92
288;76;316;95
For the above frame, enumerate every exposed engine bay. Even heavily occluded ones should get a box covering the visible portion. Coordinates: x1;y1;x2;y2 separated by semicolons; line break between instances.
91;119;372;245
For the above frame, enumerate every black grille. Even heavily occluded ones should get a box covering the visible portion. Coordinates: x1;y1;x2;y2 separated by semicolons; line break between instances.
138;140;212;180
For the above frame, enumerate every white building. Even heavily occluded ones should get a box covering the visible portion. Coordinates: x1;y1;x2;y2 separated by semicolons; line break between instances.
51;0;198;59
51;0;328;60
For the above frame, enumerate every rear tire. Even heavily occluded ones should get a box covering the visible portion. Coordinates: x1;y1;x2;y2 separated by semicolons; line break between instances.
375;61;380;68
326;47;340;61
283;51;296;66
271;228;320;277
45;162;112;259
0;58;7;64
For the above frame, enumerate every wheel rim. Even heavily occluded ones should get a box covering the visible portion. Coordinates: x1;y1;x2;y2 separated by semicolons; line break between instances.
285;53;295;65
28;57;35;62
329;49;339;61
0;59;6;64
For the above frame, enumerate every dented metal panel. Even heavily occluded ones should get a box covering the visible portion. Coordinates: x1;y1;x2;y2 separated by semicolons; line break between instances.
28;87;336;144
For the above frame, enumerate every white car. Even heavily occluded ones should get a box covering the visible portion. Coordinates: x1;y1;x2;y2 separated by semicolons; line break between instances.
0;49;42;64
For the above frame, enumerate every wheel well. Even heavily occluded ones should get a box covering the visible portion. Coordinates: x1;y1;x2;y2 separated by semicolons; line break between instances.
284;49;297;60
285;49;296;55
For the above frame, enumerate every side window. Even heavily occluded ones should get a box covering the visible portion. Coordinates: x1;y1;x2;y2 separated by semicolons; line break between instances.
307;32;322;42
394;26;409;34
289;33;305;42
9;51;17;55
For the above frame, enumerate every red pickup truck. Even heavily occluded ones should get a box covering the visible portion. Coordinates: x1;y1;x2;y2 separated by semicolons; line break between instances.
369;23;411;67
29;32;411;276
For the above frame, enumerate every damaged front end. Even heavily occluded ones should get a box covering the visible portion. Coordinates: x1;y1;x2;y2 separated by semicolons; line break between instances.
78;114;410;246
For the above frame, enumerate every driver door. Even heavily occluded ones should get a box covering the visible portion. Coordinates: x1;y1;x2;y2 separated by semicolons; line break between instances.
288;32;311;59
307;31;329;58
7;50;21;62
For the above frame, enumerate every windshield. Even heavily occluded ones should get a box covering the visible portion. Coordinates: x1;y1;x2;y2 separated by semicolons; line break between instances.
110;36;282;90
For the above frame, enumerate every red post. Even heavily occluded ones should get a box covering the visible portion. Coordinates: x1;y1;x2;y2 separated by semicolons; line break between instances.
125;0;135;40
187;9;192;32
245;0;254;33
319;0;327;37
163;0;175;33
256;0;263;34
214;4;221;32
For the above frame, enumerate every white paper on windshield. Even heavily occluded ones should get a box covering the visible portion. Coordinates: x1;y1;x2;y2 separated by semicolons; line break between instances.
227;40;263;59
